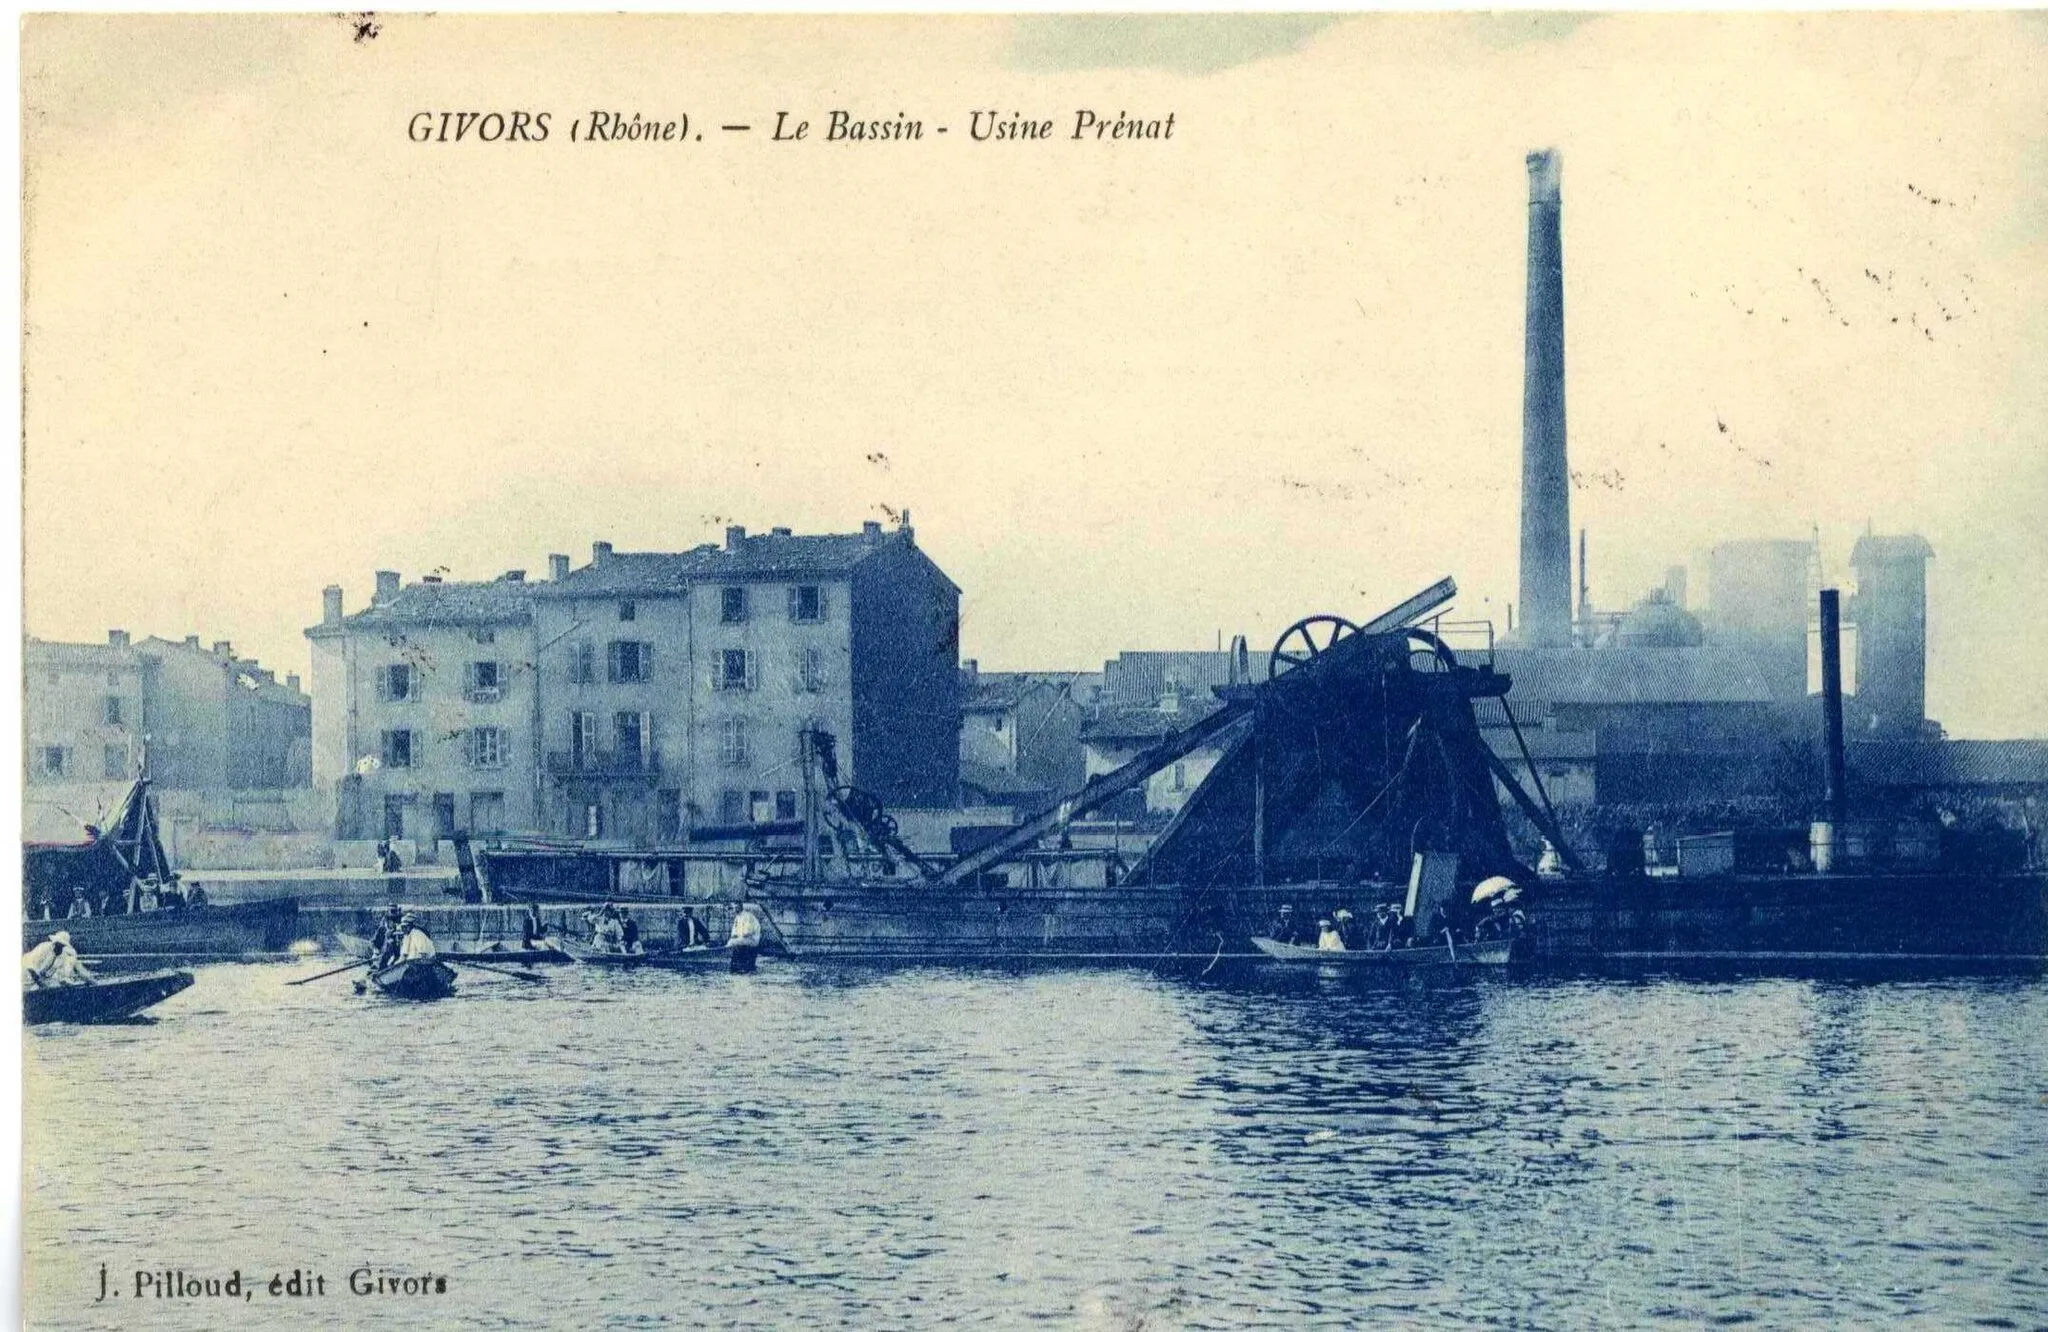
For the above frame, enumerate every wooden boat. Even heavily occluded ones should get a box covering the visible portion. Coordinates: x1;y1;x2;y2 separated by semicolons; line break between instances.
365;958;457;1000
1249;935;1515;967
29;897;302;961
642;944;736;970
24;970;195;1025
556;938;651;968
335;931;568;966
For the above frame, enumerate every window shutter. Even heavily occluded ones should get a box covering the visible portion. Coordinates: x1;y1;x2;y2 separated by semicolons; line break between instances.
744;650;759;691
818;587;829;621
639;712;652;754
606;641;621;683
788;586;800;620
375;668;389;701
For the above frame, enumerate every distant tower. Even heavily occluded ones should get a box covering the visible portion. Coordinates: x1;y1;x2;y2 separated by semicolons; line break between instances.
1850;533;1935;737
1519;149;1572;648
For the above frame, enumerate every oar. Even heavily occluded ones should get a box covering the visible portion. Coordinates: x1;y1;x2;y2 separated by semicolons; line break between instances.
286;959;370;987
448;958;546;984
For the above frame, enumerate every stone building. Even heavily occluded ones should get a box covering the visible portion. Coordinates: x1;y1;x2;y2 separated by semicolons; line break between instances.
305;571;540;842
307;517;961;847
24;630;309;789
958;664;1099;810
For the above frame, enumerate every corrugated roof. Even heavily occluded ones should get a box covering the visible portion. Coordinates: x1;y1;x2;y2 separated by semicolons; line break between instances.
1492;646;1776;706
322;579;534;632
1100;651;1242;707
1849;740;2048;788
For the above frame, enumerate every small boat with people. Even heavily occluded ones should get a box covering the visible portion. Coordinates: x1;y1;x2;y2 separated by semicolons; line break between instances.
23;929;196;1024
1249;873;1527;969
365;957;458;1001
1249;934;1514;967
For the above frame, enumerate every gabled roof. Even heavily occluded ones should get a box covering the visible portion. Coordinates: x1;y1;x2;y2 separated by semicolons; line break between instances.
535;529;956;596
1083;697;1229;744
1100;651;1243;707
1492;646;1776;707
310;579;534;635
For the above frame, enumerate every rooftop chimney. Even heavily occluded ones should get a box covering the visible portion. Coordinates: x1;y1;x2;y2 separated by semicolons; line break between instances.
592;541;614;564
108;629;130;648
861;520;883;542
322;585;344;625
212;640;232;658
286;672;302;693
725;525;746;551
1519;148;1573;648
770;526;792;537
374;570;401;604
502;569;526;583
549;553;571;581
421;575;443;585
184;634;201;649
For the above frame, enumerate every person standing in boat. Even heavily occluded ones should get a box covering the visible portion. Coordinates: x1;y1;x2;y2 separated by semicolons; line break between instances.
727;903;763;973
369;904;405;969
619;908;641;954
23;931;95;988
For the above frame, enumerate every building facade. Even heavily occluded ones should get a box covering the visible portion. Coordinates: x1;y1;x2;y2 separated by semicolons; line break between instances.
25;630;310;789
307;518;961;848
306;572;541;842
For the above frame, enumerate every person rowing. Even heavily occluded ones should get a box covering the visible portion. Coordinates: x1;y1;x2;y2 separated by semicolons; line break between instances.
368;904;405;967
392;913;438;963
676;907;709;950
23;931;95;989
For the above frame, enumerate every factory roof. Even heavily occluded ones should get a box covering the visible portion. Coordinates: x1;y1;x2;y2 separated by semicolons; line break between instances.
312;578;535;634
1083;698;1230;744
1849;739;2048;790
1100;651;1244;707
1850;533;1934;565
1492;646;1776;707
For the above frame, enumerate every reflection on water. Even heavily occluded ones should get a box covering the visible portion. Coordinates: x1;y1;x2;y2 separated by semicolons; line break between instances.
23;962;2048;1329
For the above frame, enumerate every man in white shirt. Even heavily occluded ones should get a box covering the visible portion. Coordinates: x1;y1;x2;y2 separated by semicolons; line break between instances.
727;904;763;973
23;931;95;988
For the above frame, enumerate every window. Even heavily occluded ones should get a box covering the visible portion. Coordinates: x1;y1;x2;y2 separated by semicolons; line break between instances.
719;789;746;825
584;803;604;839
468;660;503;701
382;729;415;769
570;711;600;766
379;663;414;701
103;695;124;726
992;714;1006;733
1171;761;1188;793
775;790;799;821
39;747;68;778
104;745;128;780
748;790;773;824
469;727;506;769
797;647;827;694
608;640;652;683
469;791;506;833
720;586;749;623
432;793;457;839
473;628;496;645
383;795;408;840
790;585;825;623
719;717;750;767
657;789;682;842
619;601;637;622
714;648;754;692
569;641;597;685
615;711;650;768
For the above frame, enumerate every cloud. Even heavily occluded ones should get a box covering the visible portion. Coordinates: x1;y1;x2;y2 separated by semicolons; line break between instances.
1006;14;1344;75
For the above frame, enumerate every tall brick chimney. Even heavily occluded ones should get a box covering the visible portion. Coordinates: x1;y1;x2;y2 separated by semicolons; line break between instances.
1518;149;1573;648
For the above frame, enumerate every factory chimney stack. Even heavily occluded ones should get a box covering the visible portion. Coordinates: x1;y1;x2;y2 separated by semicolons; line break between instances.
1519;149;1573;648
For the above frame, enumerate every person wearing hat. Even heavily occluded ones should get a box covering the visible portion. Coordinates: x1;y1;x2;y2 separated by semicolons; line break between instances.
369;904;405;969
1316;916;1347;952
727;903;763;973
23;931;94;989
394;912;438;963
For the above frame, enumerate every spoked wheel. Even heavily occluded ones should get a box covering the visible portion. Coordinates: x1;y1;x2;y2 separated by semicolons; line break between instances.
828;785;899;842
1269;614;1360;681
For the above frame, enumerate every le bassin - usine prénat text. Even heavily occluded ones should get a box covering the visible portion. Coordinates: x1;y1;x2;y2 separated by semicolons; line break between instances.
405;108;1178;146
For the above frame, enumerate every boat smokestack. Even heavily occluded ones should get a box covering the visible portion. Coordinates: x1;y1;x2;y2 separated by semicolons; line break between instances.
1519;148;1572;648
1818;586;1850;834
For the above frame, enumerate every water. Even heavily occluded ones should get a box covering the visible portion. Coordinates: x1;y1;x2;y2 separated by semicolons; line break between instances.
23;963;2048;1329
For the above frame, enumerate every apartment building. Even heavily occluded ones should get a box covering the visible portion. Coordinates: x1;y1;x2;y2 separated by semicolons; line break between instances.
25;630;310;789
305;571;540;841
307;517;961;846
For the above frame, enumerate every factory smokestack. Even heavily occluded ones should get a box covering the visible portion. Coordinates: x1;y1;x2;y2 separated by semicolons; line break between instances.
1519;149;1572;648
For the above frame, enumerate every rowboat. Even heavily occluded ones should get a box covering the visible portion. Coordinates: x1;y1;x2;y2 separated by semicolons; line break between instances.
24;970;195;1025
642;944;736;970
335;932;569;966
365;959;457;1000
1249;936;1515;967
556;938;651;968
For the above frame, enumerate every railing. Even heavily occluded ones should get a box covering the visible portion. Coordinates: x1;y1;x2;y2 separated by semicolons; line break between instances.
546;748;662;777
464;686;505;703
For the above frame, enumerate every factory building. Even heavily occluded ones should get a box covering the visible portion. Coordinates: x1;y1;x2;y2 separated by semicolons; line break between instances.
1849;533;1936;739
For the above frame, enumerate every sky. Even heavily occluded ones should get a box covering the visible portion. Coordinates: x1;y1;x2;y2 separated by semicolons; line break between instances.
21;13;2048;737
